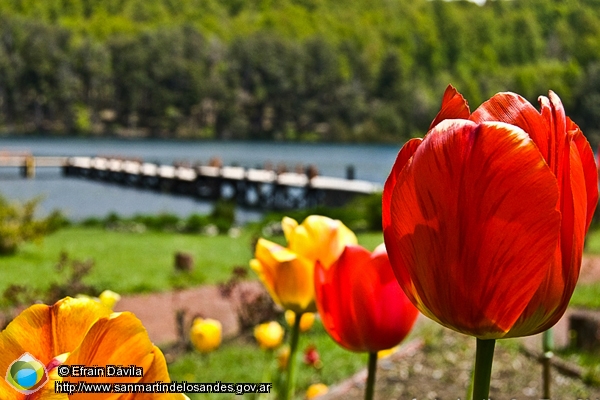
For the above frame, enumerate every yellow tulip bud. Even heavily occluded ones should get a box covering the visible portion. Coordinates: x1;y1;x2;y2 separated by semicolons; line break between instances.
254;321;285;350
285;310;315;332
190;318;222;353
277;345;290;370
305;383;328;399
98;290;121;310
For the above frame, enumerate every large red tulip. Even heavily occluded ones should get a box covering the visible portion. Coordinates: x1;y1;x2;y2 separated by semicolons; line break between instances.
314;244;419;352
383;85;598;339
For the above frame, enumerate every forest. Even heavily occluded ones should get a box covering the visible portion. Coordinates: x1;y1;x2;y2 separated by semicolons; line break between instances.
1;0;600;145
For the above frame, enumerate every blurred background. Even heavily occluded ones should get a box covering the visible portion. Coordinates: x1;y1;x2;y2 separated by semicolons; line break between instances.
0;0;597;145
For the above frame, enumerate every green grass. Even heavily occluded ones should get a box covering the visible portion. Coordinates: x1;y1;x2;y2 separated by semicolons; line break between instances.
570;228;600;308
0;227;384;299
168;318;368;400
585;228;600;255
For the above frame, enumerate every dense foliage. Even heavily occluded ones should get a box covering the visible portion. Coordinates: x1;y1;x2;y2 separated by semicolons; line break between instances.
1;0;599;145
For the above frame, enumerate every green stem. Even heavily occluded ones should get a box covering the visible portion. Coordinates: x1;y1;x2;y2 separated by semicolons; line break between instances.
258;350;272;400
365;352;378;400
284;312;302;400
472;338;496;400
542;329;553;399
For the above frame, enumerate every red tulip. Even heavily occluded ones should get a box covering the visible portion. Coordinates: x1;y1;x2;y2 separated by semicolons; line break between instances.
383;85;598;339
314;244;419;353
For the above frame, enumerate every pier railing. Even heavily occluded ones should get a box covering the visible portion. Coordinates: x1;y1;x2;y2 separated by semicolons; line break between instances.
49;156;380;210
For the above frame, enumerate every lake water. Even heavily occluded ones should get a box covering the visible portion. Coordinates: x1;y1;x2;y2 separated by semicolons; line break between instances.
0;137;402;222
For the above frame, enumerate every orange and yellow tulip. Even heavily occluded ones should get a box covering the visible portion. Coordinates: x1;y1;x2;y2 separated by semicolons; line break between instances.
383;85;598;339
250;216;357;313
314;244;418;352
0;297;185;400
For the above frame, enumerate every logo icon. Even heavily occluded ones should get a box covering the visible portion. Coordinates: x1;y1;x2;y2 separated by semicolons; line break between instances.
5;353;48;394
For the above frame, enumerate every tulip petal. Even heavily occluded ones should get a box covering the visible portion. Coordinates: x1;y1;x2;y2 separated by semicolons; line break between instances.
429;85;470;130
63;313;155;400
251;238;299;307
0;298;111;400
314;248;370;352
288;216;357;268
281;216;298;243
28;366;69;400
570;121;599;232
470;92;553;165
386;119;561;338
273;257;316;313
383;138;422;230
510;137;589;336
315;245;417;352
119;347;184;400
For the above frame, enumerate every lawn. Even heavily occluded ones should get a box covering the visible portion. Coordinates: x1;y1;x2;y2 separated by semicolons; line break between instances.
0;226;384;300
571;228;600;308
168;317;371;400
5;224;600;309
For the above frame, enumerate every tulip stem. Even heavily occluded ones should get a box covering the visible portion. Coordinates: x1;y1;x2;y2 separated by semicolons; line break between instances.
472;338;495;400
542;329;553;399
365;352;378;400
284;312;302;400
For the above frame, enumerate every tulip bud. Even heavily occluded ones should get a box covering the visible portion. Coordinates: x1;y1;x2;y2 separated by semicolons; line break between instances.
285;310;315;332
277;345;290;370
303;345;322;369
254;321;284;350
190;318;222;353
305;383;328;399
98;290;121;310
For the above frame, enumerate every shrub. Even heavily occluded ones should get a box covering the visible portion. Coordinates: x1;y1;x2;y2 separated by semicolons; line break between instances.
0;195;63;255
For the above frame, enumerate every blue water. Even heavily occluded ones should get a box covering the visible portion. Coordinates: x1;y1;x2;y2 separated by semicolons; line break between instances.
0;138;402;222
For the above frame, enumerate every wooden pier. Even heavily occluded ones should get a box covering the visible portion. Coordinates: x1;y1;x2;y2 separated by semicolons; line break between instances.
0;154;381;210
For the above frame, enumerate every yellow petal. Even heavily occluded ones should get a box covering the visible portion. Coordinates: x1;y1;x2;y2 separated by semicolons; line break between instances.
98;290;121;310
0;298;111;400
273;257;316;313
251;238;298;308
119;346;183;400
65;312;156;400
288;216;357;268
281;216;298;243
285;311;315;332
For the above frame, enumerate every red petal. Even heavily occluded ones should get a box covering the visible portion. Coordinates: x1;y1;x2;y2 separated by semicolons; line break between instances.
570;121;599;232
383;138;422;230
386;119;561;338
470;92;552;166
429;85;470;130
314;247;370;351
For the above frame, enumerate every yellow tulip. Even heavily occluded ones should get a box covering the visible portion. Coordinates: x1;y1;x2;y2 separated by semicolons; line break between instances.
283;216;357;269
305;383;328;399
277;345;290;370
0;297;185;400
190;318;222;353
285;310;315;332
254;321;285;350
251;215;357;313
98;289;121;310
